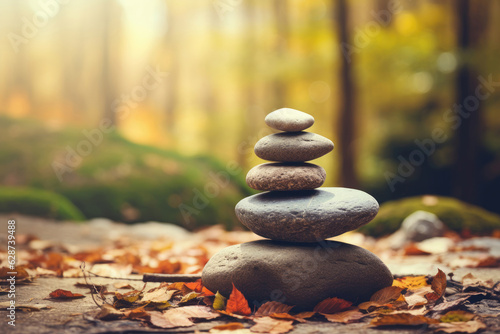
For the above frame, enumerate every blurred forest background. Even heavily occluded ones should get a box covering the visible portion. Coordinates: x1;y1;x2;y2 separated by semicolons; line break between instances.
0;0;499;232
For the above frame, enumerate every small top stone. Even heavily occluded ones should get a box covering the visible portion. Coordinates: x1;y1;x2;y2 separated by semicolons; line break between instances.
265;108;314;132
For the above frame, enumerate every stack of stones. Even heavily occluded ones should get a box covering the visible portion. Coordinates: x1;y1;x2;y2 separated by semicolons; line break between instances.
202;108;392;310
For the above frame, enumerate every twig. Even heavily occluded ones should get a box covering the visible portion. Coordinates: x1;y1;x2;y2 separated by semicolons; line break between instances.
142;273;202;282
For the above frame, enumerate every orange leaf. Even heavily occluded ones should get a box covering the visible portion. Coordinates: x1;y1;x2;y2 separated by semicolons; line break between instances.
359;286;404;311
48;289;85;299
255;301;294;317
371;313;439;327
211;322;245;330
270;313;306;323
226;283;251;316
294;311;315;319
313;297;352;314
185;279;215;296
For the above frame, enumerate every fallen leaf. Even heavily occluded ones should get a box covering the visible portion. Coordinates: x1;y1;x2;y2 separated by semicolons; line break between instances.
96;304;124;320
211;322;245;331
113;282;135;289
213;291;227;311
439;310;476;323
313;297;352;314
426;269;447;302
294;311;315;319
0;266;31;281
322;309;365;324
371;313;439;327
431;319;486;333
255;301;294;317
141;287;175;303
462;273;496;290
185;279;215;296
250;316;293;334
179;291;200;303
150;306;219;329
405;286;433;308
115;290;141;303
403;243;431;256
430;297;470;313
123;308;150;320
359;286;404;311
48;289;85;300
226;284;251;316
393;276;428;290
0;301;51;311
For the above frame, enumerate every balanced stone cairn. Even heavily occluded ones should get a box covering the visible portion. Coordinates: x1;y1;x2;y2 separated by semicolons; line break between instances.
202;108;393;310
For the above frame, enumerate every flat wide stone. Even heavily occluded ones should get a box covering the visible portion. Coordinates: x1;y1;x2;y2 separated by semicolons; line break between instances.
265;108;315;132
202;240;393;310
246;163;326;191
254;132;333;162
235;187;379;242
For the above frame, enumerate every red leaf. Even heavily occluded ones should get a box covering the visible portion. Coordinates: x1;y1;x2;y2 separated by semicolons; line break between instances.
313;297;352;314
225;283;251;316
48;289;85;299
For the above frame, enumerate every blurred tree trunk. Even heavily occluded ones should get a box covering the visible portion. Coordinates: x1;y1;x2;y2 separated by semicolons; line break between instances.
452;0;488;204
100;0;121;126
237;0;258;170
335;0;359;188
273;0;288;108
165;4;179;144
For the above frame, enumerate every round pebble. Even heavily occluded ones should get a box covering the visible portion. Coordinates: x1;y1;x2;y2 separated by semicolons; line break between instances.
254;132;333;162
246;163;326;191
265;108;315;132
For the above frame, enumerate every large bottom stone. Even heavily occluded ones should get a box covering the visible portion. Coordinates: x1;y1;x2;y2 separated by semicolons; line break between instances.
202;240;393;310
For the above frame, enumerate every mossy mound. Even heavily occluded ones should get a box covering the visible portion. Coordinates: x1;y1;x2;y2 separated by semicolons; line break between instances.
0;116;253;229
0;187;85;221
359;195;500;237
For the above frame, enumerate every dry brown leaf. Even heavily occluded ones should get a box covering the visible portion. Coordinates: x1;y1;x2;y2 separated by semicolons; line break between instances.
141;287;175;303
359;286;404;311
96;304;124;320
179;291;200;303
431;319;487;333
211;322;246;331
0;266;31;281
322;309;365;324
48;289;85;300
462;273;496;290
226;284;251;316
255;301;294;317
150;306;219;328
371;313;439;327
250;316;293;334
431;269;447;296
313;297;352;314
123;308;150;320
431;297;471;313
268;313;306;323
293;311;315;319
113;282;135;289
405;286;433;308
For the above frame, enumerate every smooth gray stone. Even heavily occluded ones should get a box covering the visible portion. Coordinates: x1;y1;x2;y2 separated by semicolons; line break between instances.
265;108;315;132
246;162;326;191
202;240;393;310
254;132;334;162
235;187;379;242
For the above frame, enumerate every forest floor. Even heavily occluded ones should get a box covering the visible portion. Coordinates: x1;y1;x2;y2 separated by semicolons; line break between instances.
1;214;499;334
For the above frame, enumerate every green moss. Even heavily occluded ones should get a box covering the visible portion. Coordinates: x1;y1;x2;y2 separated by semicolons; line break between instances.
0;187;85;221
0;116;252;229
359;195;500;237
